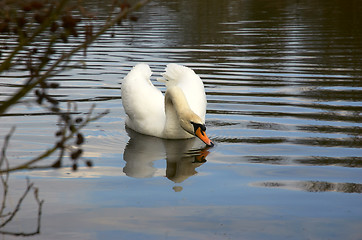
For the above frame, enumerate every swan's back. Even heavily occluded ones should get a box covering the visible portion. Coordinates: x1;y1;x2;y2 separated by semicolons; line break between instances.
121;64;165;136
161;64;207;122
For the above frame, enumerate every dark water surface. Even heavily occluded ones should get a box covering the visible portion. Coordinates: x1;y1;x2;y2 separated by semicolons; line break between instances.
1;0;362;239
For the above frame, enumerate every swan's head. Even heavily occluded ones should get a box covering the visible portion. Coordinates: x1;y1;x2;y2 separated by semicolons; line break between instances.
180;115;214;147
165;86;214;147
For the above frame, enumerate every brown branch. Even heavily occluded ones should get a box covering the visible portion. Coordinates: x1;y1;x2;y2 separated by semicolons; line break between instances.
0;179;33;228
0;106;108;173
0;0;70;73
0;130;44;235
0;0;150;115
0;179;44;237
0;127;15;218
0;127;15;167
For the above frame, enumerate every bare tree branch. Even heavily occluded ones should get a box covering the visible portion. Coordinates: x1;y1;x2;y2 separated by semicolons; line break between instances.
0;0;150;171
0;178;44;237
0;0;150;115
0;105;109;174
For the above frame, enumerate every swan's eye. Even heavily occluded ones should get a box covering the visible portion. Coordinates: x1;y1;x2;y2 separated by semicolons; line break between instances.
191;122;206;133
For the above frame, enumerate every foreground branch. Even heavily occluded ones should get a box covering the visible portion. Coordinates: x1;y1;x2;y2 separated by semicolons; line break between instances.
0;0;150;115
0;105;109;174
0;178;44;237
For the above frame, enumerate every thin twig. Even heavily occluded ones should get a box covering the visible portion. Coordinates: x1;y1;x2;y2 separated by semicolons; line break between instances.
0;179;44;236
0;108;108;173
0;127;15;217
33;186;44;235
0;179;33;228
0;127;15;167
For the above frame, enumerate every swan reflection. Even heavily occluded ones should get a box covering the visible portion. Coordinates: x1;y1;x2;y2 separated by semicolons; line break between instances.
123;128;209;184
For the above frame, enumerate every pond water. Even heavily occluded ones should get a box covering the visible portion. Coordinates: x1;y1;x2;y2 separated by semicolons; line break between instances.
1;0;362;239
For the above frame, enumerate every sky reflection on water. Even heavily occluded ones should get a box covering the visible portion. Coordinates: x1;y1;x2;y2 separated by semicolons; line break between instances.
1;0;362;239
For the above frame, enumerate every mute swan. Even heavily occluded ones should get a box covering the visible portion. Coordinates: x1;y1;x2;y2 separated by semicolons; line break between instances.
121;63;214;147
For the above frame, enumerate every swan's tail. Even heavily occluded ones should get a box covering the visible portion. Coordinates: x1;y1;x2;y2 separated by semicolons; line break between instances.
157;63;195;86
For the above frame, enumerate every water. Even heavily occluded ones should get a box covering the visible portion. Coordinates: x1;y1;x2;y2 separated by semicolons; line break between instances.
1;0;362;239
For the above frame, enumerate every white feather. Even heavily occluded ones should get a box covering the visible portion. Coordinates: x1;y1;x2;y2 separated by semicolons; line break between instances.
121;63;208;139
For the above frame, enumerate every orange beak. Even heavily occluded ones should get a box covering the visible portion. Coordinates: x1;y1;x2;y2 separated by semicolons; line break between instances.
195;127;214;147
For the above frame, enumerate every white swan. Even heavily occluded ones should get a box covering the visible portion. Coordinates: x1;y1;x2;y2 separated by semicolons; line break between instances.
121;63;214;147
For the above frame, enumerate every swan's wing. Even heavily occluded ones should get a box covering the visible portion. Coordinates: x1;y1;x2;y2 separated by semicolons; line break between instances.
121;64;165;136
159;64;206;122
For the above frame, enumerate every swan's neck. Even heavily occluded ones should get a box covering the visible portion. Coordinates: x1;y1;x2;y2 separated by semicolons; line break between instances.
163;87;194;139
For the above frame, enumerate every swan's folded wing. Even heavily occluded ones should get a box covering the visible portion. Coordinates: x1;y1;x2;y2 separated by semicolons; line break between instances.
161;63;207;122
121;64;165;136
160;63;192;86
